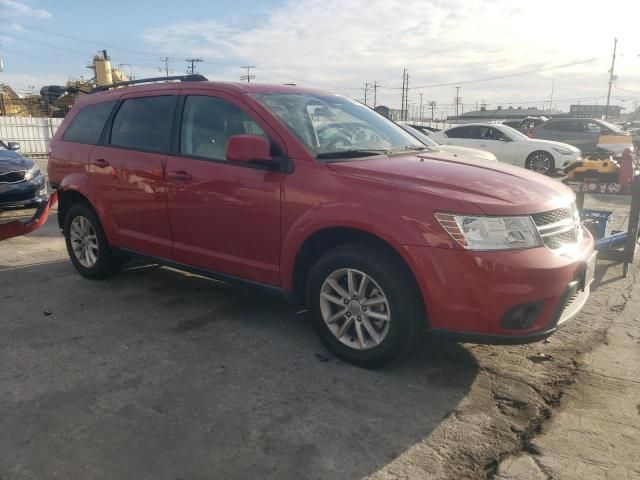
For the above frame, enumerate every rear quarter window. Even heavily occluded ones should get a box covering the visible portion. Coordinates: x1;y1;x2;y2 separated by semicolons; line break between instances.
62;101;117;145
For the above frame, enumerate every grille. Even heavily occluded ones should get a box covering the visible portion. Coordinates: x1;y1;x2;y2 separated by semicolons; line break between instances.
0;171;26;184
531;208;570;226
532;205;580;250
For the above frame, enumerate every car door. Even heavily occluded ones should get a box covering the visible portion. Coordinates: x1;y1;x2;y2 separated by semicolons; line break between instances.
89;91;177;258
164;91;286;286
474;126;518;164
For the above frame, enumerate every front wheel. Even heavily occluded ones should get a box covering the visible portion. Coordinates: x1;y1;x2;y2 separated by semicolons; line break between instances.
526;151;555;175
306;244;425;368
63;202;121;279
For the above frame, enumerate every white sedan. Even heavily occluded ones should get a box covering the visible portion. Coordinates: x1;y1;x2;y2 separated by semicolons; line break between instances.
398;124;498;162
430;123;580;175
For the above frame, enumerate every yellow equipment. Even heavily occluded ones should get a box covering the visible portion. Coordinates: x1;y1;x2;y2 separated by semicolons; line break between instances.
564;159;620;182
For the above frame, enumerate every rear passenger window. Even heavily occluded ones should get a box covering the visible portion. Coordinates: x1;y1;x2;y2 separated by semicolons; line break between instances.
180;95;266;161
62;101;116;145
110;96;176;153
447;126;479;139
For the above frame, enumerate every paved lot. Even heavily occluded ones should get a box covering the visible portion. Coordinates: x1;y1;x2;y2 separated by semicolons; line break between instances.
0;198;638;479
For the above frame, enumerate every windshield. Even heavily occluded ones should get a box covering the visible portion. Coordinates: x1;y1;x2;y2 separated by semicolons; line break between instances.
252;93;424;159
397;124;439;147
500;125;530;140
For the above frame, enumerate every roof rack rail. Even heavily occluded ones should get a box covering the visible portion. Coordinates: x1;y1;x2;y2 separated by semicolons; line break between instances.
90;74;208;93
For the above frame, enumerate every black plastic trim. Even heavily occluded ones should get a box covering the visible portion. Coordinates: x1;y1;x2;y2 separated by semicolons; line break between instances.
429;327;556;345
114;247;294;302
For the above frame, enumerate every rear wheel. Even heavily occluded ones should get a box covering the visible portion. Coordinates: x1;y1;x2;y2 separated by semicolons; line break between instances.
64;202;121;279
526;151;555;175
306;244;425;368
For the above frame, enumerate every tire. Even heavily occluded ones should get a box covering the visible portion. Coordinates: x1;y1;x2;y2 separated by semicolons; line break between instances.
63;202;121;279
306;244;425;368
526;151;555;175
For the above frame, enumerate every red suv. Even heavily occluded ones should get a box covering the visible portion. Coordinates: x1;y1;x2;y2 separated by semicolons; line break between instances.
48;78;596;368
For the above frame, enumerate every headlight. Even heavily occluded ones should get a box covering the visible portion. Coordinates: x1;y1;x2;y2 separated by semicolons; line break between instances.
436;213;542;250
552;147;574;155
23;165;41;181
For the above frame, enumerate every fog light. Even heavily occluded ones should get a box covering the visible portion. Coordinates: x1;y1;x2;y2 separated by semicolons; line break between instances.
500;302;544;330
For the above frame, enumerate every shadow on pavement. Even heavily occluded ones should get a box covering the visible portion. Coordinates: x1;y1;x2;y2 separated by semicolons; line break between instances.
0;260;479;480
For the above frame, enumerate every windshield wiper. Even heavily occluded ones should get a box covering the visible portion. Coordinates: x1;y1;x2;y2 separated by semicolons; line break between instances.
316;149;387;159
385;145;433;155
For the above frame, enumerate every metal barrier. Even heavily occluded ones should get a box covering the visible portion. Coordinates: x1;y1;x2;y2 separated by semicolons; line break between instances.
0;116;63;156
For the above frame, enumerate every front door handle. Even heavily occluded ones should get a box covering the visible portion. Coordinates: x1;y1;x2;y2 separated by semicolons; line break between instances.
92;158;110;168
167;170;192;181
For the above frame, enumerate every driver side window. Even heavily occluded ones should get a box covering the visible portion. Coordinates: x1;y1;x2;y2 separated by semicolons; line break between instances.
180;96;266;161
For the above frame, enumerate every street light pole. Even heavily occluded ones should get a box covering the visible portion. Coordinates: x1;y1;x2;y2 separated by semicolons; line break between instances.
605;37;618;120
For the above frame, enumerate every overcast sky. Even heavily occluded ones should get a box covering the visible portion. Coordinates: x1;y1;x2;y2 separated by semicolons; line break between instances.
1;0;638;116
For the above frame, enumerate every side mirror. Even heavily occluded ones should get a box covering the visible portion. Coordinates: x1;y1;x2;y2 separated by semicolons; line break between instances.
226;135;272;163
7;142;21;151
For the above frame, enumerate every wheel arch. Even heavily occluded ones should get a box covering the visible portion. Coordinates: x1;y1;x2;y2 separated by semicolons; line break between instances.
287;226;425;313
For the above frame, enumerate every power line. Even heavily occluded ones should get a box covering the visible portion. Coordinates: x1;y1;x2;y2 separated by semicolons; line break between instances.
381;58;597;90
241;65;256;83
186;57;203;75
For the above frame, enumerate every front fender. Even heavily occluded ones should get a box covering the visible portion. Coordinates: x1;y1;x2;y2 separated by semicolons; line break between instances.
280;202;440;291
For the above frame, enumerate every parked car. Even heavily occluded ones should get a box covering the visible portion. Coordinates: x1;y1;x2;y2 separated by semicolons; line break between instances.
431;123;581;175
0;140;47;211
502;116;548;134
531;118;634;156
397;123;498;162
49;79;595;368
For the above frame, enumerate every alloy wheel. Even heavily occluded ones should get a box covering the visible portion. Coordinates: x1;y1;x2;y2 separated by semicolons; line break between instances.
69;215;99;268
529;153;551;174
319;268;391;350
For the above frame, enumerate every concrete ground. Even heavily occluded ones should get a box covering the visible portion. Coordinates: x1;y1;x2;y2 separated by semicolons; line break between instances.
1;194;639;479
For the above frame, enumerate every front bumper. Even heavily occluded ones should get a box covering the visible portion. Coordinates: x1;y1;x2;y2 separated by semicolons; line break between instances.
403;234;595;343
0;174;47;210
0;191;57;241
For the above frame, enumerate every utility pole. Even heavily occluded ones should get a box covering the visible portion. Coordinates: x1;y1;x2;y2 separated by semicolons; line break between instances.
159;57;173;78
428;101;436;120
549;78;555;112
605;37;618;119
372;81;379;108
400;70;410;121
241;65;256;83
454;86;462;120
363;82;370;105
401;69;406;121
186;58;203;75
419;93;423;123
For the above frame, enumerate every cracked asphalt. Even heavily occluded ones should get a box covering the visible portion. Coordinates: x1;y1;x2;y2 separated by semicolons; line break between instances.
0;193;638;479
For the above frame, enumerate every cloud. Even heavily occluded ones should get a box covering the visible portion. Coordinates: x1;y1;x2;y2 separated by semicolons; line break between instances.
0;0;51;19
140;0;636;113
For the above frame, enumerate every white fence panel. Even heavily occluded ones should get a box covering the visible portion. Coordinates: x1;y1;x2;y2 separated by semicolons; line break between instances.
0;116;63;156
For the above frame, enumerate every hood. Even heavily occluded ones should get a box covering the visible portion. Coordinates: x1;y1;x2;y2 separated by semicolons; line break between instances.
527;139;580;153
327;152;574;216
435;144;497;161
0;149;33;174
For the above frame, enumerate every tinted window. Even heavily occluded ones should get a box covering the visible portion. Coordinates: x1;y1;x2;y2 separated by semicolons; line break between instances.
543;120;582;132
447;126;479;139
180;95;266;161
110;96;176;152
62;101;116;144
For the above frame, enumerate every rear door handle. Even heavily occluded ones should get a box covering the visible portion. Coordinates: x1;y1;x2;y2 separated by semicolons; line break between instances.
167;170;192;181
92;158;110;168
